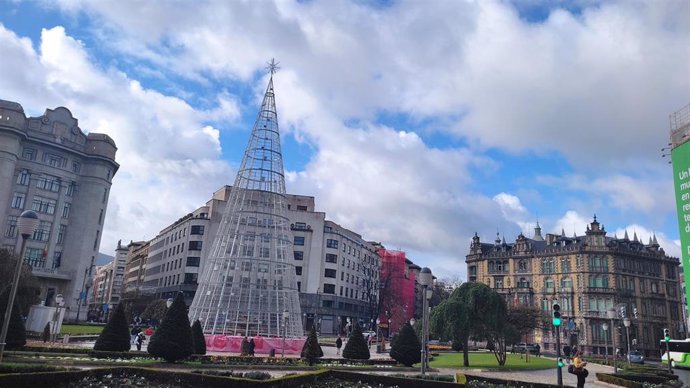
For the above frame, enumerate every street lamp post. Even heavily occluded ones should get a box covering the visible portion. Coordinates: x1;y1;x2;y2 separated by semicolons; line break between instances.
52;294;64;342
418;267;433;376
376;318;381;353
607;309;618;373
425;288;432;369
623;317;631;367
0;210;39;363
602;322;609;365
282;310;289;358
76;267;92;323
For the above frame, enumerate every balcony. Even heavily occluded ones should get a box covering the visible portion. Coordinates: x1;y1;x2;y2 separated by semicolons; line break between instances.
31;267;72;280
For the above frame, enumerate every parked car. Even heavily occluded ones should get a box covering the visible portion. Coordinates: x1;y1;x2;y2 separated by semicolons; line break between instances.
512;343;539;354
628;350;645;364
362;331;377;339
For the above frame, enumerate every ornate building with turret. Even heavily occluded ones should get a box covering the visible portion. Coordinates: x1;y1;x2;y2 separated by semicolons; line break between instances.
466;216;683;357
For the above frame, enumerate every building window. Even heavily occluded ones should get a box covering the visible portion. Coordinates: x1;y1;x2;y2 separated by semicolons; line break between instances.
102;188;108;203
494;278;503;289
66;182;75;196
517;259;528;272
16;170;30;186
188;241;203;250
184;273;198;284
588;256;609;272
11;192;25;209
561;277;573;289
44;153;64;168
93;230;100;250
293;251;304;260
62;202;71;218
32;196;56;215
325;253;338;263
326;239;338;249
36;174;60;192
560;258;571;273
541;258;555;274
293;236;305;246
57;224;67;245
22;148;35;160
5;216;18;238
296;205;308;211
517;277;530;288
324;269;337;278
32;221;52;242
544;277;555;291
588;274;609;288
72;161;81;173
323;284;336;294
191;225;204;235
186;257;200;267
52;251;62;268
295;266;303;275
24;247;45;268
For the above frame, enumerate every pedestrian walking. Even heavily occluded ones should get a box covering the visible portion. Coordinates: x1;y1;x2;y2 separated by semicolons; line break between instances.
248;338;256;356
136;332;145;351
130;326;140;344
335;336;343;355
569;350;589;388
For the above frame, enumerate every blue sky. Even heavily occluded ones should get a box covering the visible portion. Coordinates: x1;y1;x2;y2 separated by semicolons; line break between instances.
1;0;688;279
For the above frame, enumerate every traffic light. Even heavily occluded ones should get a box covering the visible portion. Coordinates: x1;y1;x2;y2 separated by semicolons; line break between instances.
557;357;564;367
633;307;638;319
552;303;561;326
664;328;670;342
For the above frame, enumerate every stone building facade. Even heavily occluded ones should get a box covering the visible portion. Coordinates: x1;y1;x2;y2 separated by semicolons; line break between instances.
0;99;118;321
466;217;683;357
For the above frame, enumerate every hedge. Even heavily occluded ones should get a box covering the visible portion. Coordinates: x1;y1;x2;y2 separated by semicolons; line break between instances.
462;372;563;388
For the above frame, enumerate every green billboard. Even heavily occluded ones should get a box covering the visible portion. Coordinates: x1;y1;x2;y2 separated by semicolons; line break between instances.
672;139;690;311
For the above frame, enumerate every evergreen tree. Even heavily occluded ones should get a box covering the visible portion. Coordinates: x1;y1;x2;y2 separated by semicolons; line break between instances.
2;303;26;349
148;293;193;362
191;319;206;355
342;323;370;360
300;327;323;365
390;322;422;367
41;322;50;343
94;303;130;351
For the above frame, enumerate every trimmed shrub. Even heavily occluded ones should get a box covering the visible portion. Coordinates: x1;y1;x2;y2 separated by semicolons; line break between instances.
147;293;193;362
42;322;50;343
301;327;324;365
191;319;206;355
342;323;370;360
3;303;26;349
390;322;421;367
94;303;131;351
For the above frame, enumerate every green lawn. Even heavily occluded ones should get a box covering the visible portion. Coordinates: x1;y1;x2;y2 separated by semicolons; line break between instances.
428;352;555;370
60;324;104;335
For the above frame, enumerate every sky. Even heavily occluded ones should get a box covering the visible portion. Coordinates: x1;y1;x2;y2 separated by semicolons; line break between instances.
0;0;688;281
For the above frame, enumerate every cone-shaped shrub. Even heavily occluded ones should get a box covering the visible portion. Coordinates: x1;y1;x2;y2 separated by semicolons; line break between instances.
42;322;50;343
94;303;130;351
3;303;26;349
148;293;193;362
390;322;421;366
301;327;323;365
191;319;206;355
342;323;370;360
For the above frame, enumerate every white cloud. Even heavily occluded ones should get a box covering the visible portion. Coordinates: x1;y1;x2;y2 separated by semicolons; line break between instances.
2;0;687;279
0;25;235;251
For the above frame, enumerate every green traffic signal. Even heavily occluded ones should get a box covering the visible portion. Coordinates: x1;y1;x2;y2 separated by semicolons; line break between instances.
665;336;670;342
557;358;564;367
552;317;561;326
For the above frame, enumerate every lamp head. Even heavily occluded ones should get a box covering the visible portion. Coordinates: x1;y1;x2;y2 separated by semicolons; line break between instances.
18;210;39;238
419;267;433;287
55;293;64;305
166;298;173;308
623;317;631;327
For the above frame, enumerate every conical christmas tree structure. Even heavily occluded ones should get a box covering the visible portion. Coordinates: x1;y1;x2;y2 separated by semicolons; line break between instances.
189;60;303;338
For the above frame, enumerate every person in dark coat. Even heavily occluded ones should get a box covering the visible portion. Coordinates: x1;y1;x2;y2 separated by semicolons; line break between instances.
136;332;145;351
248;338;256;356
335;336;343;355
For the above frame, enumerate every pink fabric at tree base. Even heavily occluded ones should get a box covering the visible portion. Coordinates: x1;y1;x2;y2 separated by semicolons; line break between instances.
206;335;306;355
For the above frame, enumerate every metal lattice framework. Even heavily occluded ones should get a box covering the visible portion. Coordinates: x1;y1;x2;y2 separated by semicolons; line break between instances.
189;61;303;338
